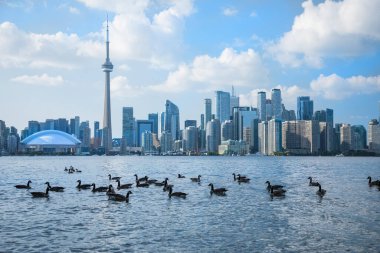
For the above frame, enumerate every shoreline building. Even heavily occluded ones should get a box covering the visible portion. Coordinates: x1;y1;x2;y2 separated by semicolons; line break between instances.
164;100;180;141
215;91;230;123
122;107;135;147
257;91;266;122
206;119;221;153
101;18;113;154
368;119;380;154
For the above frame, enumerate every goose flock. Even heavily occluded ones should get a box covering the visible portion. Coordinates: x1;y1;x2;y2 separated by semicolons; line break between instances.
13;169;380;203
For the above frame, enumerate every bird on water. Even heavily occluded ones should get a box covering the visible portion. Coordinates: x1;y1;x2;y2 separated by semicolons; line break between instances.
45;182;65;192
168;186;187;199
208;183;228;195
108;191;133;203
31;187;49;198
15;180;32;189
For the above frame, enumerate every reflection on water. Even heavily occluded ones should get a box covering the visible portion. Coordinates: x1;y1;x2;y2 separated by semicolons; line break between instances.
1;156;380;252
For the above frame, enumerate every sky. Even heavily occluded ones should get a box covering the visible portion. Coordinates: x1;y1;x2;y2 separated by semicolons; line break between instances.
0;0;379;137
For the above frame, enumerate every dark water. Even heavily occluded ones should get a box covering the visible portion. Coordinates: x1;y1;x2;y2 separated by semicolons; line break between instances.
0;156;379;252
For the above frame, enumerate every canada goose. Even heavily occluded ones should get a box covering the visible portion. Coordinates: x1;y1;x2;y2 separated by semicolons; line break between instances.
45;182;64;192
265;181;284;191
168;186;187;198
31;187;49;198
208;183;227;195
237;174;250;183
15;180;32;189
308;177;319;186
134;174;147;182
108;174;121;181
178;174;185;178
367;176;380;186
270;186;286;197
190;175;201;182
76;180;92;189
316;183;326;196
91;183;109;192
163;179;173;191
232;173;238;181
146;177;158;184
106;185;116;195
155;178;168;187
108;191;132;202
76;169;82;173
116;179;133;189
136;180;149;188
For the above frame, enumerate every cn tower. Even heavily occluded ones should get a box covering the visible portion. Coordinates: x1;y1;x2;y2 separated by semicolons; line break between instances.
101;17;113;154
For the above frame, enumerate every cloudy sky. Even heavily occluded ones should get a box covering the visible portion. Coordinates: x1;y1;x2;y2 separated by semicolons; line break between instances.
1;0;379;137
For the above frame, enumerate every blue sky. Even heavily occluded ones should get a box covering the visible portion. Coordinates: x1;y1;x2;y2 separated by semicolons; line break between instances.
0;0;379;137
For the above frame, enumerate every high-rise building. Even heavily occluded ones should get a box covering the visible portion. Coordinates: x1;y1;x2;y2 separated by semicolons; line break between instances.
184;120;197;128
142;131;153;153
102;18;113;154
94;121;100;139
79;121;91;153
74;116;80;138
282;104;296;121
0;120;6;152
148;113;158;134
183;126;198;153
206;119;221;153
258;121;268;155
221;120;234;141
165;100;180;140
351;125;366;151
268;119;282;155
93;121;101;150
368;119;380;154
319;122;334;153
257;91;266;122
271;88;282;120
230;86;239;117
297;96;314;120
205;98;212;126
54;118;69;133
160;112;165;134
123;107;135;147
282;120;320;155
215;91;230;123
160;131;173;153
136;120;153;147
200;114;205;131
265;99;272;121
340;124;351;152
28;121;40;136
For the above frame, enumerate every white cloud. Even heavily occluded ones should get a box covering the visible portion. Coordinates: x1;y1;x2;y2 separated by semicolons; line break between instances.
11;73;64;86
268;0;380;67
69;6;80;14
223;7;238;17
111;75;143;98
310;74;380;100
151;48;269;93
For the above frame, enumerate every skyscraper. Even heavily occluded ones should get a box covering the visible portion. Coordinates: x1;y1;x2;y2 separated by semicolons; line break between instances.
184;120;197;128
257;91;266;122
123;107;135;147
136;120;153;147
368;119;380;154
297;96;314;120
230;86;239;117
165;100;180;140
102;17;113;154
206;119;221;153
200;114;205;130
148;113;158;134
340;124;351;152
183;126;198;153
215;91;230;123
271;88;282;120
205;98;212;126
268;119;282;155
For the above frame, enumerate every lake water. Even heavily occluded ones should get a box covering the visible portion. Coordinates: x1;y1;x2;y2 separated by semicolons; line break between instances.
0;156;379;252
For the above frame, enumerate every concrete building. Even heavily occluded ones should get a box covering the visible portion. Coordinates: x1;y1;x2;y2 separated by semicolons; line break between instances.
258;121;268;155
218;140;249;156
221;120;234;141
142;131;154;154
160;131;173;154
206;119;221;153
351;125;366;150
257;91;266;122
368;119;380;154
297;96;313;120
268;119;282;155
282;120;320;155
183;126;198;154
340;124;351;152
136;120;153;147
271;88;282;120
165;100;180;140
184;120;197;128
205;98;212;126
122;107;135;147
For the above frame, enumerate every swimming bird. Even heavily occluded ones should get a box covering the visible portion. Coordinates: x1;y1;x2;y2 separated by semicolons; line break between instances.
154;178;168;187
134;174;148;182
265;181;284;191
106;184;116;195
168;186;187;198
178;174;185;178
76;169;82;173
270;186;286;197
237;174;250;183
116;179;133;189
208;183;228;195
76;180;92;190
136;180;149;188
108;191;132;203
316;183;326;197
91;183;109;192
308;177;319;186
146;177;158;184
31;187;49;198
108;174;121;181
15;180;32;189
190;175;201;182
163;179;173;191
45;182;65;192
367;176;380;187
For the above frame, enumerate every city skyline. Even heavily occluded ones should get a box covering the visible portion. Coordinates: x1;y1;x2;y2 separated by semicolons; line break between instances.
1;0;380;136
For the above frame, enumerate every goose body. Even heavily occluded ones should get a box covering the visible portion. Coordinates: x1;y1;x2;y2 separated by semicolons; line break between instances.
91;183;109;192
178;174;185;178
237;174;250;183
163;179;173;191
134;174;148;182
136;181;149;188
108;174;121;181
270;186;286;197
367;176;380;186
31;187;49;198
308;177;319;186
168;186;187;198
76;180;92;189
265;181;284;191
154;178;168;187
108;191;132;202
316;183;326;196
15;180;32;189
116;179;133;189
190;175;201;182
45;182;65;192
106;185;116;195
208;183;228;195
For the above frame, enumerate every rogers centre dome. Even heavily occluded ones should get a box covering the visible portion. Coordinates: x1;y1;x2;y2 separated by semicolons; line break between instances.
21;130;81;153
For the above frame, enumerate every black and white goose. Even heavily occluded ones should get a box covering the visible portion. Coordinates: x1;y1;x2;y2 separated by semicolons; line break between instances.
91;183;109;192
168;186;187;199
316;183;326;196
308;177;319;186
208;183;228;195
108;191;132;203
15;180;32;189
45;182;65;192
76;180;92;190
31;187;49;198
116;179;133;189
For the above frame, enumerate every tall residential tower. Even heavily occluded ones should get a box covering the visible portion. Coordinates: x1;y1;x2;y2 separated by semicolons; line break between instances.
102;17;113;154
